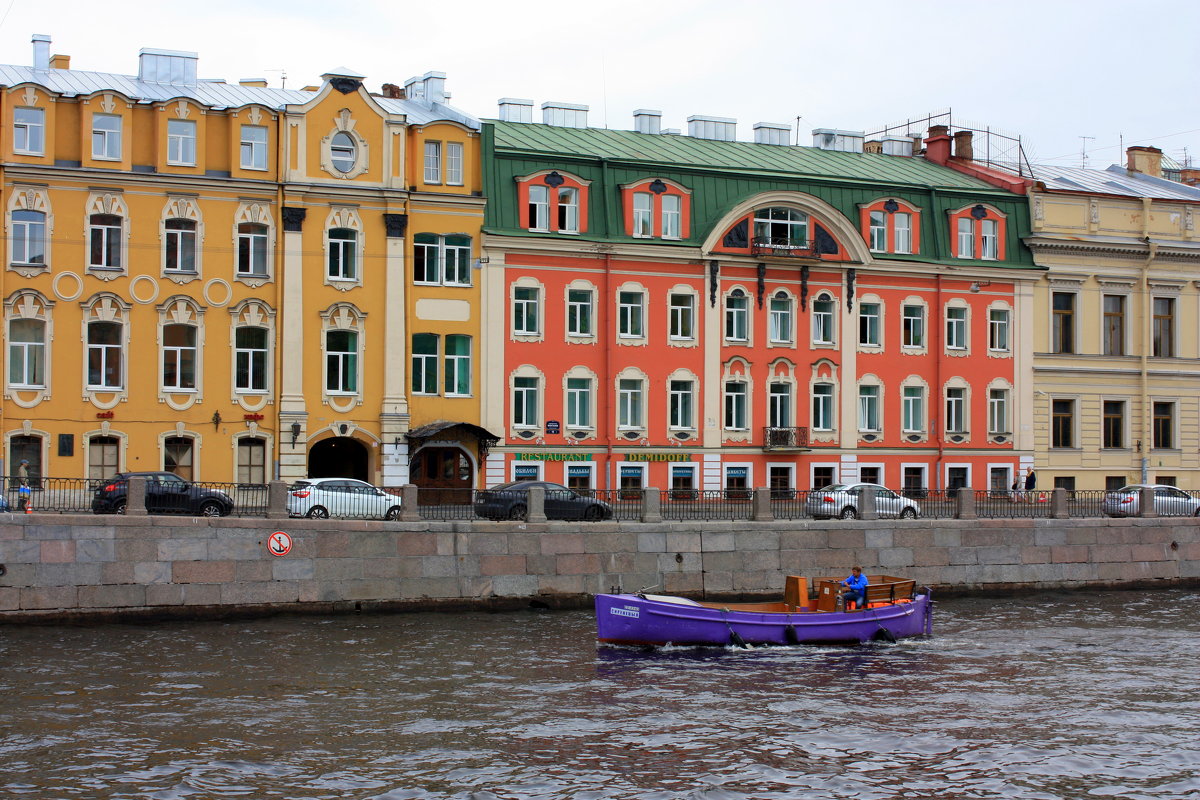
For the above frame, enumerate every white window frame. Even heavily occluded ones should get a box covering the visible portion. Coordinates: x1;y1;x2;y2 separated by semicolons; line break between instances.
812;383;834;431
981;219;999;260
237;223;269;276
618;291;645;338
669;379;695;430
902;386;925;433
234;326;268;393
162;323;198;392
325;329;359;395
566;377;593;429
8;318;46;388
859;302;881;347
618;378;645;430
513;286;540;336
557;187;579;233
240;125;268;170
164;218;197;273
411;333;439;395
812;297;835;345
858;384;881;432
988;388;1009;434
330;132;356;173
88;214;123;269
92;113;122;160
868;210;886;252
725;290;749;343
661;194;681;239
632;192;652;237
946;306;968;350
528;185;549;232
902;304;925;348
424;140;442;183
444;334;472;397
14;107;45;155
945;387;966;434
768;293;793;344
512;376;540;428
989;308;1010;352
11;210;46;266
167;119;196;166
768;382;792;428
669;293;695;341
445;141;464;185
893;212;912;254
724;380;749;431
327;228;358;281
86;321;123;390
567;288;594;338
956;217;974;258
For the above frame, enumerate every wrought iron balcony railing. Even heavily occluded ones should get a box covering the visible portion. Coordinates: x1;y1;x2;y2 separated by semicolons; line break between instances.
763;426;810;450
751;236;818;258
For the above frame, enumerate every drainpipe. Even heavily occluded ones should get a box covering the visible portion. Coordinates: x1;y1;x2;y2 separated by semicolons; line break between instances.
1139;205;1156;483
274;113;287;480
934;272;944;491
600;159;614;490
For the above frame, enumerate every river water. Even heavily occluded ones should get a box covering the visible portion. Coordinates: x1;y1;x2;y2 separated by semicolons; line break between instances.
2;590;1198;800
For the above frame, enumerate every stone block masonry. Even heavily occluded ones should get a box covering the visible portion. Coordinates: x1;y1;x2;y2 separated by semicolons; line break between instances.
0;514;1196;623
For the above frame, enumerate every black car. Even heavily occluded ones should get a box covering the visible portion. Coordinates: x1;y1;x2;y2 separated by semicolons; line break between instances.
92;471;234;516
474;480;612;521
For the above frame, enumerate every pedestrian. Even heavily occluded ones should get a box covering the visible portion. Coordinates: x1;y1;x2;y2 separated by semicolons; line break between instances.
1024;467;1037;504
1010;476;1022;503
16;459;30;511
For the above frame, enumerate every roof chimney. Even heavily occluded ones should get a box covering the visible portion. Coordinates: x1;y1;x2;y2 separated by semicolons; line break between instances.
421;71;447;104
381;83;402;99
953;130;974;161
498;98;533;123
139;47;199;85
880;135;914;156
1180;168;1200;187
924;125;951;165
32;34;50;71
238;78;267;88
50;53;70;69
811;129;864;153
1127;146;1164;178
753;122;791;146
404;76;423;101
542;101;588;128
864;141;883;154
688;115;736;141
634;109;662;135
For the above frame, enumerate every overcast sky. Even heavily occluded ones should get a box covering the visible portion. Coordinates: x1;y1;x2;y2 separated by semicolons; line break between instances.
3;0;1197;170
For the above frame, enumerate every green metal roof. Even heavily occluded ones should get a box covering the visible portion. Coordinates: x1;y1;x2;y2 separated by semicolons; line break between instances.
490;120;1003;192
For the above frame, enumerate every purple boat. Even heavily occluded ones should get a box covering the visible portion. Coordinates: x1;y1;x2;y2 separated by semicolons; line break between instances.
595;575;932;647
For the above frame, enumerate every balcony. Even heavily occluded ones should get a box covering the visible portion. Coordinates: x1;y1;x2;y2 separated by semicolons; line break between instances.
763;426;809;450
751;236;818;259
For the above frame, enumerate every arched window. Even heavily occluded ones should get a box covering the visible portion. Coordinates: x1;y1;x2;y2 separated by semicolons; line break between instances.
11;210;46;265
237;223;269;276
328;228;357;280
164;218;197;272
89;213;122;268
8;318;45;388
753;207;808;248
87;321;123;389
162;324;197;391
235;327;268;392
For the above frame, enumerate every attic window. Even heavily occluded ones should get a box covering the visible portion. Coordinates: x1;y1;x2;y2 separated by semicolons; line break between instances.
331;133;356;173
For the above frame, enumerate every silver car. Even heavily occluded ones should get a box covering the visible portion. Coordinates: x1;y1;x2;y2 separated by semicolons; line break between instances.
1104;484;1200;517
805;483;921;520
288;478;403;520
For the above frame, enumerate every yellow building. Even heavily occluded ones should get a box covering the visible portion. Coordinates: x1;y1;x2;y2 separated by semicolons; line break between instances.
1025;146;1200;490
2;36;490;491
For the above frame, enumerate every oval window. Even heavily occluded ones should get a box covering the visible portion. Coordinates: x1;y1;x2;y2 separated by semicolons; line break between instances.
331;132;356;173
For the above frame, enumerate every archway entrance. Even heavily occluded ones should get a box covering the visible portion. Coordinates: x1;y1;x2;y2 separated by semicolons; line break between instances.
410;446;473;504
308;437;369;481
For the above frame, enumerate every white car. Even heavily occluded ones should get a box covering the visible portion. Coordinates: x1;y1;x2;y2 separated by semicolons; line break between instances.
804;483;921;520
288;478;403;520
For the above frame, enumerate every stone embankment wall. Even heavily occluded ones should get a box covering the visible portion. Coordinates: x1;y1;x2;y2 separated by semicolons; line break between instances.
1;513;1197;622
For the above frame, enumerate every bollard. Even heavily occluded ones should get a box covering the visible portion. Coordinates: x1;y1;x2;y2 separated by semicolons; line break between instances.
751;487;774;521
1139;486;1158;518
266;480;290;519
527;485;547;523
641;488;663;523
859;485;878;521
955;487;977;520
1051;487;1069;519
125;475;149;516
399;484;421;521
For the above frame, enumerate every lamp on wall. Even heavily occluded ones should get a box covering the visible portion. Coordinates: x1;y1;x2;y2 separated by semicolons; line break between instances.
290;422;301;446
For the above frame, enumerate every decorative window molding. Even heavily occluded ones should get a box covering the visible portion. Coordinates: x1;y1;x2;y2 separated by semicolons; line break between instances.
509;364;545;438
856;293;884;352
900;375;930;443
161;196;203;283
515;169;591;234
324;206;364;289
857;373;884;441
13;94;47;157
619;177;692;240
320;109;369;179
319;302;365;412
614;366;648;437
943;298;971;357
80;292;131;409
810;291;837;347
721;358;753;442
228;299;275;410
7;185;52;277
4;290;54;408
84;192;128;280
564;280;597;343
943;377;971;442
986;377;1014;442
808;359;839;442
233;202;275;286
156;296;205;410
510;277;545;343
767;289;796;347
986;301;1013;359
900;296;929;355
666;368;699;439
859;197;921;255
949;203;1007;261
667;286;700;349
562;365;598;439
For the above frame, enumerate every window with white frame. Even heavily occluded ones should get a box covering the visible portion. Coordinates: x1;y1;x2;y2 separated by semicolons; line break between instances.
513;286;540;335
566;377;592;428
162;324;197;391
327;228;357;280
868;210;886;251
237;438;267;485
768;292;792;343
88;214;122;269
528;185;549;231
512;376;539;428
812;383;834;430
726;289;749;342
669;293;695;340
894;212;912;253
945;387;966;433
769;382;792;428
164;219;197;272
424;141;442;183
167;119;196;166
8;318;45;388
567;288;594;337
92;113;121;159
237;223;269;276
412;333;438;395
902;304;925;347
87;321;122;389
669;379;694;429
858;385;880;432
240;125;268;170
89;435;120;480
989;308;1010;352
330;132;356;173
446;142;464;185
956;217;974;259
981;219;999;260
632;192;652;237
618;291;645;338
946;306;967;350
325;329;358;394
414;233;471;286
754;207;808;247
14;107;45;154
234;327;268;392
902;386;925;432
812;296;834;344
11;210;46;265
988;388;1009;434
444;335;471;396
724;380;748;430
859;302;881;346
557;187;579;233
618;378;644;429
662;194;681;239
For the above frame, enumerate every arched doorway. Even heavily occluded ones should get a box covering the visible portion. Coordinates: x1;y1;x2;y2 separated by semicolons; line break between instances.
410;446;473;504
308;436;369;481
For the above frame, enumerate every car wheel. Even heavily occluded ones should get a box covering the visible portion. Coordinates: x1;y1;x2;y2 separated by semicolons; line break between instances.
584;505;603;521
385;506;402;520
113;499;127;515
306;506;330;519
198;500;224;517
839;506;858;520
900;507;917;519
507;503;527;521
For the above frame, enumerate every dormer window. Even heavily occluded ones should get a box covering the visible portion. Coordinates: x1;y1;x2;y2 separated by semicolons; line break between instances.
330;132;356;173
621;178;691;239
754;207;808;248
517;170;590;234
861;198;920;255
950;204;1006;261
92;114;121;160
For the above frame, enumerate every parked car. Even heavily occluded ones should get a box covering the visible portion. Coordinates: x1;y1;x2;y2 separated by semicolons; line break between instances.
0;493;9;512
287;478;403;520
1104;484;1200;517
92;472;233;516
805;483;921;520
474;480;613;521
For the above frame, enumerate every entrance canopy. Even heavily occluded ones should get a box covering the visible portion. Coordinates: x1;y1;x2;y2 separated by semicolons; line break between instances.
406;421;501;460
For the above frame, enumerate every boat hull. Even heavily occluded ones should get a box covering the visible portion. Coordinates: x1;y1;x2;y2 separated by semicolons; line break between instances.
595;591;932;647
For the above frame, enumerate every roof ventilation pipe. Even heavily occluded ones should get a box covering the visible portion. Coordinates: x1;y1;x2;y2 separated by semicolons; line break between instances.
633;109;662;135
542;101;588;128
32;34;50;71
688;115;736;141
811;129;864;153
498;98;534;122
753;122;791;146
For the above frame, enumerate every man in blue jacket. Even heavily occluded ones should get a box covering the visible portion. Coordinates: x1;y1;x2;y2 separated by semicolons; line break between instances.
838;566;868;611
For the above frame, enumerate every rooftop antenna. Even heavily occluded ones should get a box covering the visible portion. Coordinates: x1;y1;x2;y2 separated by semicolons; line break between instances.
1079;135;1095;169
264;68;287;89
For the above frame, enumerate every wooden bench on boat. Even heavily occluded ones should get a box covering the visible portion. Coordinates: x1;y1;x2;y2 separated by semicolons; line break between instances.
814;575;917;612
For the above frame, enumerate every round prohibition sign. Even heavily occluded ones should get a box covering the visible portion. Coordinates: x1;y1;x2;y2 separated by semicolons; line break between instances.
268;531;293;557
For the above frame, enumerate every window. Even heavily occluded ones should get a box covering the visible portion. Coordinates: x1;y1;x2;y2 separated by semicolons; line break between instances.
89;214;122;269
1153;402;1174;449
1051;399;1074;448
812;384;834;430
902;304;924;347
162;324;197;391
769;293;793;343
164;437;194;481
1103;295;1125;356
326;330;358;394
513;287;540;335
989;308;1010;352
92;113;121;159
618;379;644;429
669;293;695;340
412;333;438;395
14;107;45;154
11;210;46;265
240;125;268;170
328;228;357;280
725;290;749;342
1103;400;1124;449
167;119;196;165
988;389;1008;434
981;219;998;259
1052;292;1075;354
813;466;836;489
414;233;471;286
633;192;652;237
446;142;464;185
769;382;791;428
894;213;912;253
237;223;269;276
672;466;696;495
566;378;592;428
954;209;1003;260
946;388;966;433
235;327;268;392
513;377;538;427
858;385;880;432
859;303;880;346
812;297;834;344
946;306;967;350
87;321;122;389
444;335;471;396
567;465;593;492
957;217;973;258
88;435;119;481
754;207;808;247
662;194;681;239
164;219;197;272
424;141;442;183
8;318;45;387
1152;297;1175;357
724;381;748;430
619;291;645;338
414;233;441;283
237;438;266;485
567;289;594;337
902;386;924;433
868;210;886;251
862;201;919;255
528;185;549;231
557;187;579;233
330;132;356;173
669;380;694;429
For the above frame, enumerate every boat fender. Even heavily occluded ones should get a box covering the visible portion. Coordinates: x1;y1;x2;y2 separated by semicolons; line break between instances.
784;625;800;646
729;630;749;649
872;626;897;643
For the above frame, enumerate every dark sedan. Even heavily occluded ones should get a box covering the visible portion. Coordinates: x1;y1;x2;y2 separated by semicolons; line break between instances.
92;471;234;516
474;480;612;521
